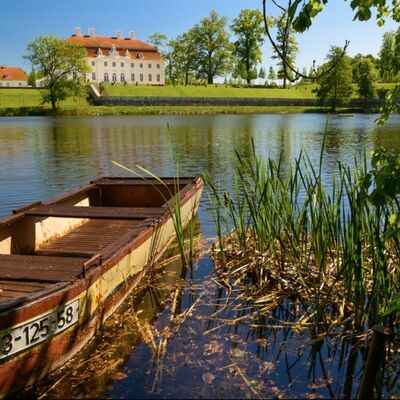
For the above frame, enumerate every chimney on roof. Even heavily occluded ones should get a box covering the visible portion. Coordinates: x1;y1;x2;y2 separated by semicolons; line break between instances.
88;28;95;37
74;26;82;36
116;30;122;38
128;31;136;40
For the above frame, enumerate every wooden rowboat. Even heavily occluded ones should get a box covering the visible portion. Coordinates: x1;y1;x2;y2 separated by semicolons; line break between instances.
0;176;203;397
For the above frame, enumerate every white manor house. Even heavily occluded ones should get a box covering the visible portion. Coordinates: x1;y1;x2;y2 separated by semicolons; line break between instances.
67;27;165;85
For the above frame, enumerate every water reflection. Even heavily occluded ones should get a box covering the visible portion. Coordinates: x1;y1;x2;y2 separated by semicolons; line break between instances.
1;114;399;228
1;114;400;398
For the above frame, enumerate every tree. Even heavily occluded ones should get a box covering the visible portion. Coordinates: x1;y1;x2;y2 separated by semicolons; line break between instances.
268;66;276;85
378;31;397;82
231;9;264;85
258;66;266;84
355;57;379;109
191;10;233;84
261;0;397;83
394;27;400;73
148;33;179;84
315;46;353;112
25;36;89;113
169;30;199;85
262;0;400;124
299;67;311;85
271;13;298;88
147;32;169;57
27;70;37;87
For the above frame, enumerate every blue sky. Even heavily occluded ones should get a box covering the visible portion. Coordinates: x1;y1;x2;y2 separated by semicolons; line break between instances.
1;0;398;73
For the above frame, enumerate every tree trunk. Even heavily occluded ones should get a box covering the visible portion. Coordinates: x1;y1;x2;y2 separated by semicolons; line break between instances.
51;98;57;114
207;75;213;84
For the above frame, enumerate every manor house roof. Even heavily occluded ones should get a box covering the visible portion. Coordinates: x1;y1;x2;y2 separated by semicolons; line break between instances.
67;31;163;61
0;66;27;81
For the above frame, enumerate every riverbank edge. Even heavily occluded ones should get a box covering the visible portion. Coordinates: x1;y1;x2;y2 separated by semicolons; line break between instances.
0;105;377;117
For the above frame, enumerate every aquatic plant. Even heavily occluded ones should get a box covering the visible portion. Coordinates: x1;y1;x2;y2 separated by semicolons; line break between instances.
206;139;400;335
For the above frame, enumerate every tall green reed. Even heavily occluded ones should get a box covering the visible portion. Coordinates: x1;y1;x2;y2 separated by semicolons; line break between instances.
206;138;400;333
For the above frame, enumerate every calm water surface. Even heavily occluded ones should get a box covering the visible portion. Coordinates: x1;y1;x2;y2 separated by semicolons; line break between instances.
1;114;400;398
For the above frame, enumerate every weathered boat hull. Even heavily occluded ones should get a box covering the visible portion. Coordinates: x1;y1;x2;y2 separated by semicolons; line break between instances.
0;177;203;397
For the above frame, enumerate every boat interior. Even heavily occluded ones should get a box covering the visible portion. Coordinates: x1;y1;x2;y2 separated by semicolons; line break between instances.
0;177;193;309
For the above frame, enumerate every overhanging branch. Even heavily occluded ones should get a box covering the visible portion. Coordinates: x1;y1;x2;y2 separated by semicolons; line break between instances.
262;0;350;82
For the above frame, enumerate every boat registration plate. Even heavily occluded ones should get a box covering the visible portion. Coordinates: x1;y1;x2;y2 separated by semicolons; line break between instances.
0;299;79;360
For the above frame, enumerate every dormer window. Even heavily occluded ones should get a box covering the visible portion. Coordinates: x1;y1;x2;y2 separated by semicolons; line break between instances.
96;48;103;57
109;45;119;58
124;49;130;58
136;52;143;59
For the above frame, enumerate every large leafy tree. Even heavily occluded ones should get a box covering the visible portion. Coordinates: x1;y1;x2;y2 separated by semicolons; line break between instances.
315;46;353;112
147;32;169;57
378;31;397;82
355;57;379;109
231;9;265;85
25;36;89;113
147;32;179;85
191;10;234;84
271;13;298;88
169;30;199;85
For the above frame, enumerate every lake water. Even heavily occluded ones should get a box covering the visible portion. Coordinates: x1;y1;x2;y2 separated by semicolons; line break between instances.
1;113;400;398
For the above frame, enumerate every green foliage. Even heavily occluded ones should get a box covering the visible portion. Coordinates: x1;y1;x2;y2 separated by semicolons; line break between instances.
207;138;400;332
147;32;169;57
378;31;398;82
231;9;264;85
267;66;276;84
369;148;400;207
169;31;199;85
288;0;400;33
315;46;353;111
270;13;299;88
377;83;400;124
355;56;379;108
258;66;266;81
27;70;37;88
25;35;89;113
190;10;234;84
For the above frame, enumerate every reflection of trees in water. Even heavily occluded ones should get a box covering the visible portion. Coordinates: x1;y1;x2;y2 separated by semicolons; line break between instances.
372;123;400;153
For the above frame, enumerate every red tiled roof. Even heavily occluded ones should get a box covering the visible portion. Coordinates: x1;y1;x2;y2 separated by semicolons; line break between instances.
0;66;28;81
85;47;162;61
67;35;163;61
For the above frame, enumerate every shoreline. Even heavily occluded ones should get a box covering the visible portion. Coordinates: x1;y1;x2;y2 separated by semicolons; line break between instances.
0;105;377;117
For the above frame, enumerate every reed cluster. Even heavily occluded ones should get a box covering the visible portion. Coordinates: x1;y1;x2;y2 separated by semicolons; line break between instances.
206;141;400;334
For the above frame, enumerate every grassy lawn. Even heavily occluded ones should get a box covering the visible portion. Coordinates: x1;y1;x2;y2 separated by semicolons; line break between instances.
101;82;397;98
102;83;319;98
0;89;88;108
0;83;395;116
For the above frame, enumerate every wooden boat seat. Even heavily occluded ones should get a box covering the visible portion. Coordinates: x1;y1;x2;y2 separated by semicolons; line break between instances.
36;219;148;258
25;205;166;220
0;254;87;284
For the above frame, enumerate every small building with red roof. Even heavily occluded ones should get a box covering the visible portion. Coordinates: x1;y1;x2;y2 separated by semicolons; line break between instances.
0;66;28;87
67;27;164;85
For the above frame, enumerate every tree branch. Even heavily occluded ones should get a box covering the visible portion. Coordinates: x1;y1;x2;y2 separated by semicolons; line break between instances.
262;0;350;82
